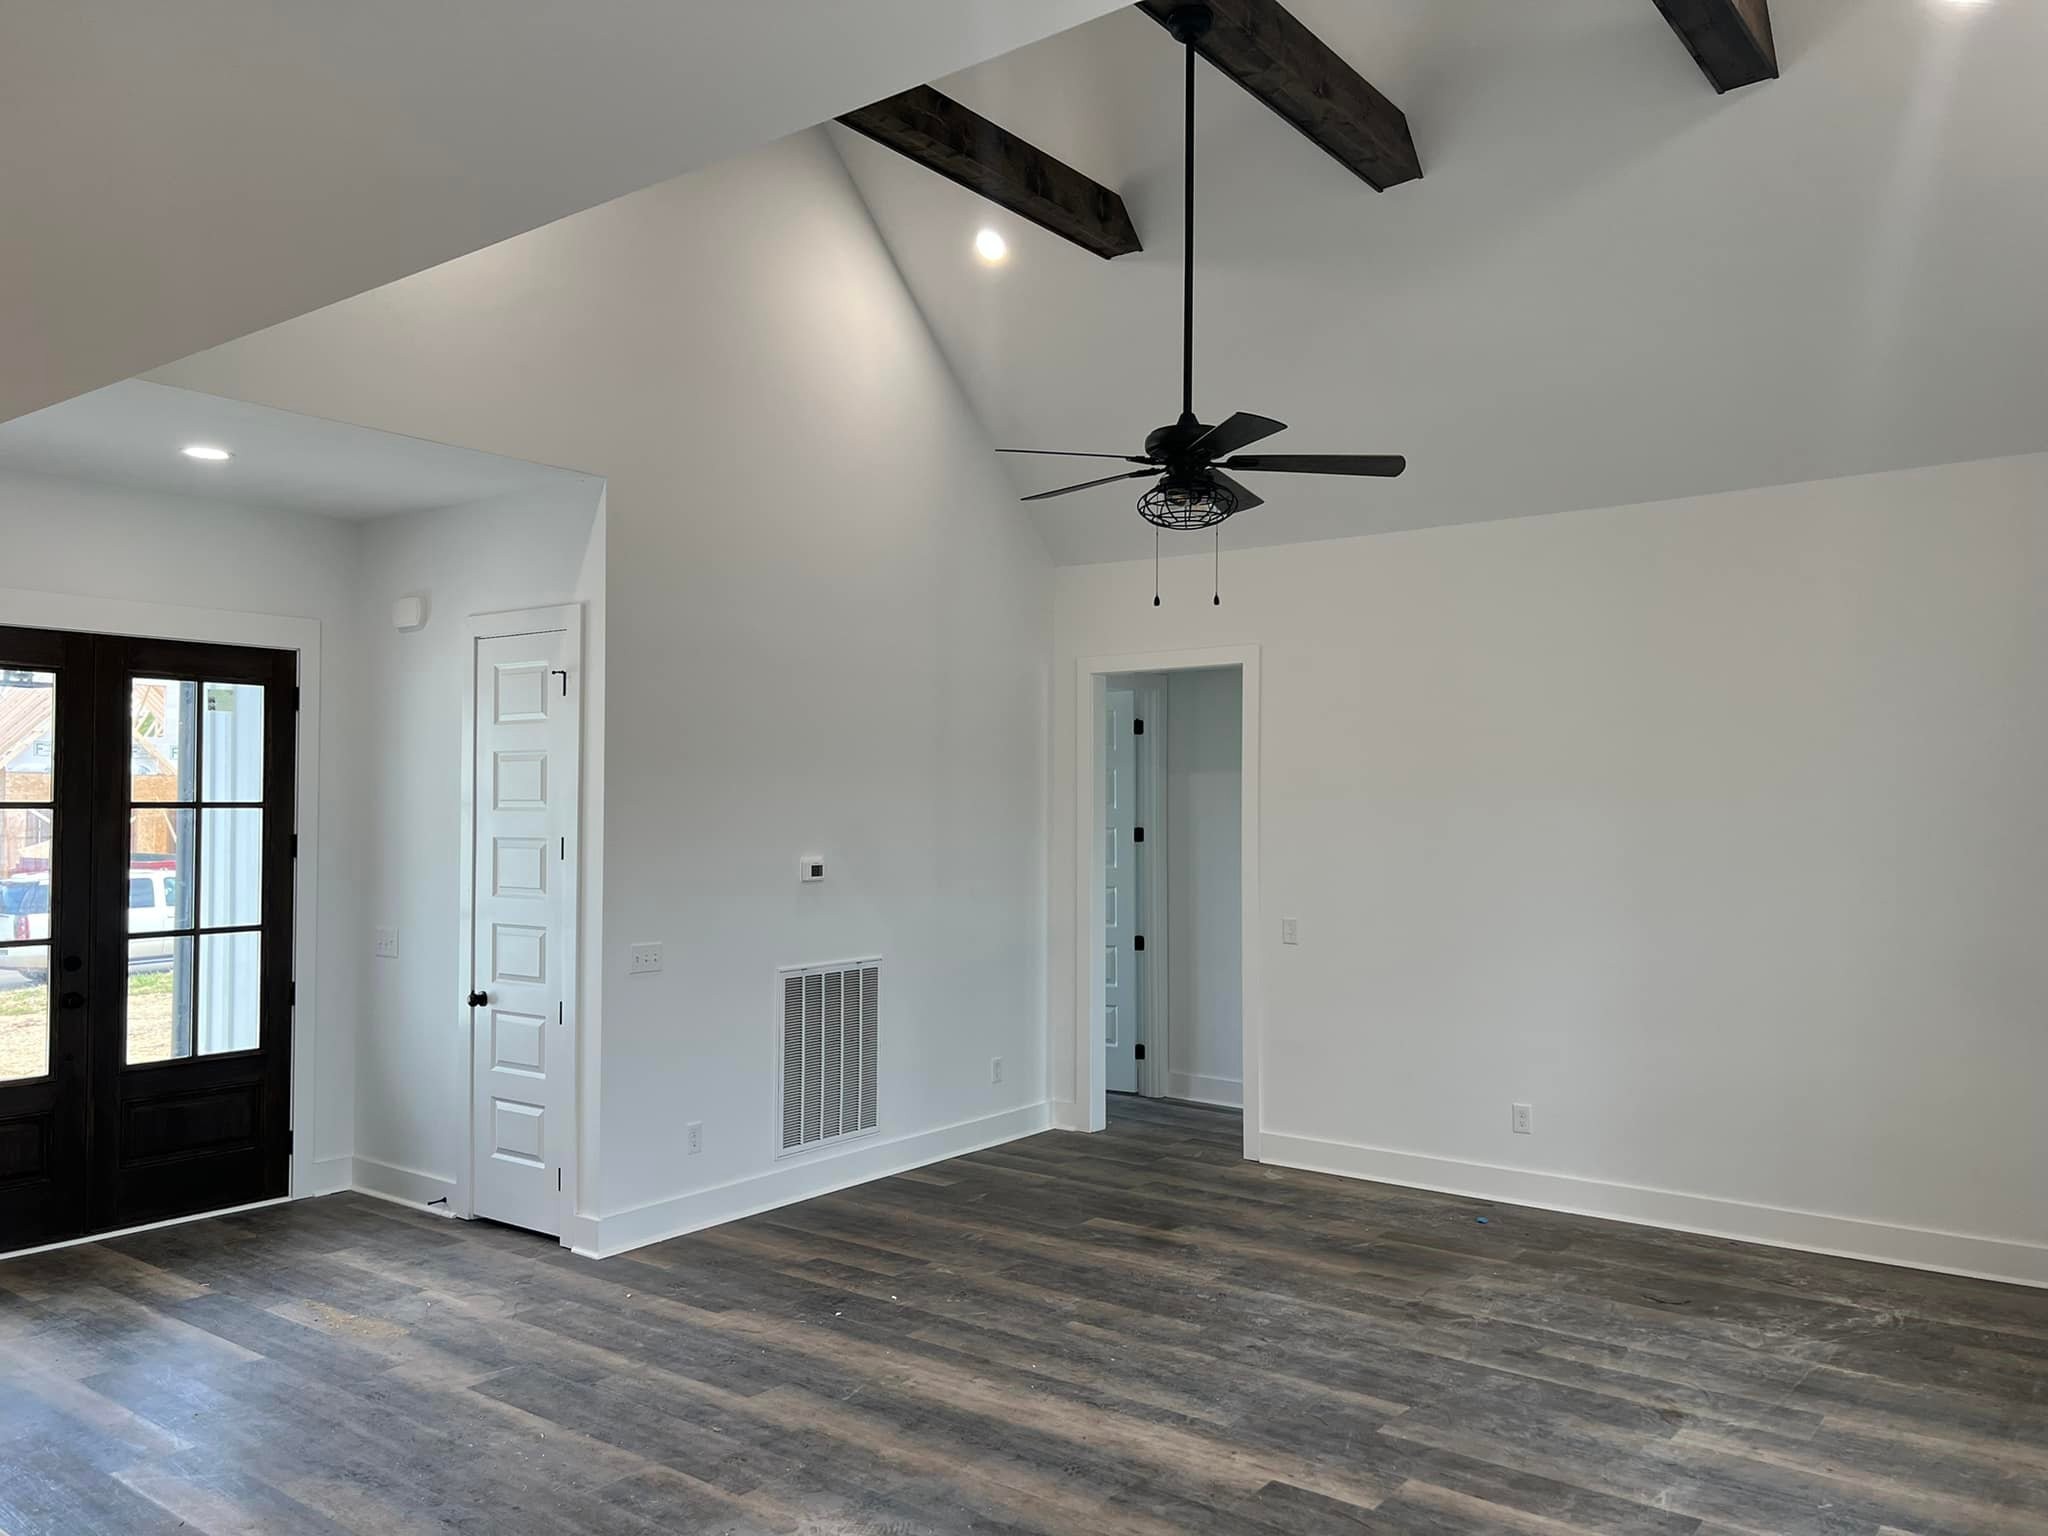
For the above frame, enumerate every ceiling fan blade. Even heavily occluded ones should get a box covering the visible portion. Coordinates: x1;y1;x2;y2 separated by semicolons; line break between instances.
1020;469;1157;503
1209;469;1265;514
1188;412;1287;459
1219;454;1407;478
999;449;1152;462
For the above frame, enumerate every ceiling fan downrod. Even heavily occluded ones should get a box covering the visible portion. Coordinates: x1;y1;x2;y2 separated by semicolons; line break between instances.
1166;4;1212;426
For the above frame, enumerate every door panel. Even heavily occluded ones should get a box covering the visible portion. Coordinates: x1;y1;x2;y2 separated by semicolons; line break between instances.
0;628;92;1248
1104;688;1140;1095
470;627;574;1236
91;635;295;1232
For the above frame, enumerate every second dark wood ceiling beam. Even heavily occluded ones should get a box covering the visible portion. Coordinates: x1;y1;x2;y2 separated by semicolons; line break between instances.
837;85;1142;260
1651;0;1778;93
1135;0;1422;192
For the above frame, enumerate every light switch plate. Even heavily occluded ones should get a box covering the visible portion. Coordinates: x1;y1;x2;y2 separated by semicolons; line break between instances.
629;942;664;975
373;928;399;959
1280;916;1299;946
1512;1102;1534;1135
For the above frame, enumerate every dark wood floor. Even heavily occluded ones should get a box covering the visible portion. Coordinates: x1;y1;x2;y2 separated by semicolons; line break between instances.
2;1098;2044;1534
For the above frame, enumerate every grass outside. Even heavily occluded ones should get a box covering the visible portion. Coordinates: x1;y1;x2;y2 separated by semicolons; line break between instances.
0;967;176;1079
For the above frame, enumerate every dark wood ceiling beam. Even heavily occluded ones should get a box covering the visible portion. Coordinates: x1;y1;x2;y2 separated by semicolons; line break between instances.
1135;0;1421;192
837;84;1142;260
1650;0;1778;93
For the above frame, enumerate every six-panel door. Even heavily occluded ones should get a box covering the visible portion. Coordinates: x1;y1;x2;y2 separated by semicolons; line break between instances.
469;628;573;1236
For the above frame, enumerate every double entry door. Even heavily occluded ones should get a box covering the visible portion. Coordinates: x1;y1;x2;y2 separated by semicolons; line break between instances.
0;625;296;1254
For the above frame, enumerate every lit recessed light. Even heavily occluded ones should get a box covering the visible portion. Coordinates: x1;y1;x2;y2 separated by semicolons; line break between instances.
974;228;1009;265
181;444;232;462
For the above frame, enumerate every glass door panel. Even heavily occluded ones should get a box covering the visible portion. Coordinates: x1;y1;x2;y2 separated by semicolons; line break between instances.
94;638;294;1233
0;633;90;1249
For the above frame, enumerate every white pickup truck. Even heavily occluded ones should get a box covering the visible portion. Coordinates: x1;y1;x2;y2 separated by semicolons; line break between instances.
1;869;180;984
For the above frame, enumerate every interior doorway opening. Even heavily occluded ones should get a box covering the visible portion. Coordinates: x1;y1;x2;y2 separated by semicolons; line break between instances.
1080;647;1258;1159
1101;668;1244;1121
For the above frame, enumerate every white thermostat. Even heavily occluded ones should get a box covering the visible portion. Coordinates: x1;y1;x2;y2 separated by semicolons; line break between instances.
798;856;825;882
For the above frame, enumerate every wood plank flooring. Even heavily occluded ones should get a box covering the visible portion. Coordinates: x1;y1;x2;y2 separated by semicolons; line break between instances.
2;1096;2044;1534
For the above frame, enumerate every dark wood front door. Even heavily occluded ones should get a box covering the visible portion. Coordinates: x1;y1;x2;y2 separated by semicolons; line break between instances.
0;625;296;1253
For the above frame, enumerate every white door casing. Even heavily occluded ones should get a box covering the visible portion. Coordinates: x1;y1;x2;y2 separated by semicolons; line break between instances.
1104;687;1140;1095
466;614;579;1236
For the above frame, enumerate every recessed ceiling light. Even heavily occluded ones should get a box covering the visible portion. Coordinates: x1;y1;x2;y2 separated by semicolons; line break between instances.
181;444;232;462
974;228;1009;265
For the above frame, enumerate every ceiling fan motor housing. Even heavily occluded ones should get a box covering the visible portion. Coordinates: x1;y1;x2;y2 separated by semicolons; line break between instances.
1145;414;1213;468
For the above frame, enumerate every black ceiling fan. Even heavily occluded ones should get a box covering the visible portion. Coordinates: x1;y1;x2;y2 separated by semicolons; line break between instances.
1000;1;1406;538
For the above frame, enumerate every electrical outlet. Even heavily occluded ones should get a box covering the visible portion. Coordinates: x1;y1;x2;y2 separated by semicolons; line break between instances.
686;1122;703;1155
629;942;664;975
373;928;399;959
991;1056;1005;1085
1512;1102;1534;1135
1280;916;1299;946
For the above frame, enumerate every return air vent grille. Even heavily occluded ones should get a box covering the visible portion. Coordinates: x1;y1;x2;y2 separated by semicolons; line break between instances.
779;959;880;1156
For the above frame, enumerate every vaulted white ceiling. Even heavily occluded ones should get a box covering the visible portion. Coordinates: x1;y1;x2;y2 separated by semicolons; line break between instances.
837;0;2048;564
0;0;1124;428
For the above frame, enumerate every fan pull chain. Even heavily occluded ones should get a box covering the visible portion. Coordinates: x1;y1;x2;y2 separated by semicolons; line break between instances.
1153;530;1162;607
1213;530;1221;606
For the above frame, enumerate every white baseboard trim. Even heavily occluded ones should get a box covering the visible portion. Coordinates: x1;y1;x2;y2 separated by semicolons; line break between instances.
301;1153;354;1198
577;1102;1052;1260
1166;1072;1243;1109
350;1156;458;1213
1260;1131;2048;1290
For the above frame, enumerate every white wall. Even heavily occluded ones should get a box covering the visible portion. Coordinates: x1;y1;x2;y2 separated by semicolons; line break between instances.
0;469;364;1191
1163;667;1242;1108
351;486;605;1203
1055;453;2048;1285
157;129;1055;1254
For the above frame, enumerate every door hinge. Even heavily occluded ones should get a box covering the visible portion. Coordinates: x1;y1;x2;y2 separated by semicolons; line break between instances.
552;668;569;697
557;1168;563;1192
1133;717;1145;735
294;686;302;712
1134;934;1146;952
1135;1043;1146;1061
289;981;297;1006
1133;826;1145;843
291;833;299;858
287;1129;295;1154
559;836;566;860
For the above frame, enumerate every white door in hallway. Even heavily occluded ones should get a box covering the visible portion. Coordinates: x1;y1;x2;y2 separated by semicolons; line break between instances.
467;619;578;1236
1104;687;1142;1095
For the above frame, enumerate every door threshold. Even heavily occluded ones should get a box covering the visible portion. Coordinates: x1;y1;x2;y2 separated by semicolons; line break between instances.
0;1195;292;1263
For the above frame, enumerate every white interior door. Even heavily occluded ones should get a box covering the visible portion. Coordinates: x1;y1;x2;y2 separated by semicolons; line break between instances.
1104;687;1141;1095
468;623;577;1235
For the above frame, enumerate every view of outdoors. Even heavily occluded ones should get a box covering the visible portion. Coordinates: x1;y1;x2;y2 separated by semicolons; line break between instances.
0;671;266;1081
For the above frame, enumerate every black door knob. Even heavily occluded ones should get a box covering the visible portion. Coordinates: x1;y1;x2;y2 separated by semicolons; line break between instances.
59;991;85;1010
467;990;488;1008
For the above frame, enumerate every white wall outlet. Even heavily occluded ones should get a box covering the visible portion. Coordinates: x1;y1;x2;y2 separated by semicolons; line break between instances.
686;1122;703;1155
798;856;825;882
1512;1102;1534;1135
991;1056;1005;1085
373;927;399;959
629;942;664;975
1280;916;1299;946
